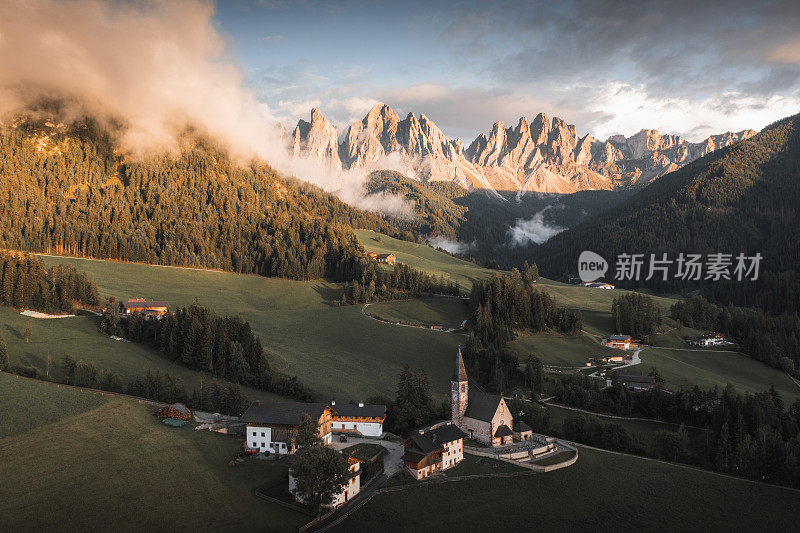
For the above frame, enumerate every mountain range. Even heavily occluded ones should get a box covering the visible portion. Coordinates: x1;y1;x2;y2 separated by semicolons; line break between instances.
285;104;755;195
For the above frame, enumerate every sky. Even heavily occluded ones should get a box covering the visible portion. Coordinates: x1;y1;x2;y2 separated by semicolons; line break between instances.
214;0;800;142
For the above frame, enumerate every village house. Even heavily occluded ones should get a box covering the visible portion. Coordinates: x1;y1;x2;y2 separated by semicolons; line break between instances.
119;298;169;319
402;423;466;480
603;334;632;350
690;332;725;347
365;251;377;260
376;253;396;265
288;448;362;507
451;348;527;446
616;370;656;391
582;282;616;289
330;401;386;437
240;402;335;455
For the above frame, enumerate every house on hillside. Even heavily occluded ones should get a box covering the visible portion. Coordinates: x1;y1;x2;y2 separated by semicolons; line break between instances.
330;401;386;437
119;299;169;319
451;347;527;446
583;282;615;289
616;370;655;391
365;251;377;260
288;448;362;507
690;332;725;347
402;423;466;479
603;334;632;350
240;402;335;455
376;253;396;265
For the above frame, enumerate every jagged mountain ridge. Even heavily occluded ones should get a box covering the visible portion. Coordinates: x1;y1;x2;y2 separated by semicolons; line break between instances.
285;104;755;195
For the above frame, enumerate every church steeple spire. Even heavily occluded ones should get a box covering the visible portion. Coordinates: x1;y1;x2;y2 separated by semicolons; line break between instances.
452;346;468;426
453;345;468;382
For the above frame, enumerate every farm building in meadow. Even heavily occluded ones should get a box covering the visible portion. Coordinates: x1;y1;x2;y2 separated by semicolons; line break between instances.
119;299;169;318
603;334;632;350
690;332;725;347
240;402;335;455
154;403;192;421
451;347;528;446
402;422;466;480
616;370;656;391
365;251;377;260
376;253;396;265
330;401;386;437
288;448;362;507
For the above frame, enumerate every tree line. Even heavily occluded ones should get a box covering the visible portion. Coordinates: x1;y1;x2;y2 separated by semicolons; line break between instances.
611;293;662;337
338;262;460;305
671;295;800;376
0;252;99;312
101;300;313;401
463;268;582;392
548;373;800;489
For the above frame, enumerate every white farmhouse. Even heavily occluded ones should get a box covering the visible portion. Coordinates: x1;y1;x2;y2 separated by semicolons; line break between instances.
330;401;386;437
240;402;334;455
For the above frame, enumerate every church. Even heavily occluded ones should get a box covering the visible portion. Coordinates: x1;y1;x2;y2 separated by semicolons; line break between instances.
451;347;532;446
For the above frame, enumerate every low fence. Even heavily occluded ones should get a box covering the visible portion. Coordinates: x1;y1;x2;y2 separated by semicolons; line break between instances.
464;442;578;473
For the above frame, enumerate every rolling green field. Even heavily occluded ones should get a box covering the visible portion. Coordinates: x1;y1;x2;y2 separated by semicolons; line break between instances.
0;306;285;403
365;297;470;329
37;255;462;401
336;445;800;531
355;230;496;293
0;373;308;532
639;347;800;401
509;332;630;367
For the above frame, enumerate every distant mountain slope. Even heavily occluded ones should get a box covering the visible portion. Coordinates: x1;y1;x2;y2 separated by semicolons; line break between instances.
365;170;633;266
287;104;755;194
531;112;800;314
0;115;406;281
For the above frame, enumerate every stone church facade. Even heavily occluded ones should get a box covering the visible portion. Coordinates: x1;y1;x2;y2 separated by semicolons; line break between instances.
451;347;528;446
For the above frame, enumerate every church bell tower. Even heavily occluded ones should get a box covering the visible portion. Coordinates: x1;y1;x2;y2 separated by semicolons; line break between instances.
451;346;468;425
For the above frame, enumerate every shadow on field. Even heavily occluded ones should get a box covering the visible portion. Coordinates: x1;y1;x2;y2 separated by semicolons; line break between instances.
5;324;22;340
313;282;343;306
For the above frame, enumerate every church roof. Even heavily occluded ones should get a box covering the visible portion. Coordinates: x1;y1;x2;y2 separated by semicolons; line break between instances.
464;387;503;423
494;424;513;438
453;346;468;382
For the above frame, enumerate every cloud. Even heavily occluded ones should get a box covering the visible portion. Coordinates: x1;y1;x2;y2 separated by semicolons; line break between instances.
429;236;473;255
508;208;565;246
0;0;410;216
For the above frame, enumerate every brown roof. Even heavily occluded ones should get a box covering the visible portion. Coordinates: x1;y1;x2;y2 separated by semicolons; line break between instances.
121;300;169;309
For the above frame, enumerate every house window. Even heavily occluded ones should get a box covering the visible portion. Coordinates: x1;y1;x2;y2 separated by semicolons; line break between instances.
261;442;265;447
252;431;257;436
281;443;286;449
261;432;265;437
252;442;257;447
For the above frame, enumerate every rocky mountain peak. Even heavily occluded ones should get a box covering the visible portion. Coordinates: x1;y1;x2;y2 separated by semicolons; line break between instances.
289;103;757;195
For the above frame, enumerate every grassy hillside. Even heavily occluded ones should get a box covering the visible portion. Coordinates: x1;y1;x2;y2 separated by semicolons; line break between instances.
355;230;496;293
365;297;470;330
0;373;308;532
336;445;800;531
639;347;800;401
509;332;630;367
38;255;461;401
0;306;285;403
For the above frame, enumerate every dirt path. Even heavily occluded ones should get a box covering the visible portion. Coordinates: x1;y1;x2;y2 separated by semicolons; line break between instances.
360;303;464;334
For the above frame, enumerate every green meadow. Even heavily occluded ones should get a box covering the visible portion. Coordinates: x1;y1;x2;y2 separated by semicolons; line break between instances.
37;255;462;402
336;445;800;531
365;297;471;330
0;373;308;532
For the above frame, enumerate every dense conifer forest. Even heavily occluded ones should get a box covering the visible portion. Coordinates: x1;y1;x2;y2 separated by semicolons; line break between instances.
463;266;582;391
102;301;313;401
0;117;407;282
0;251;99;312
532;113;800;315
